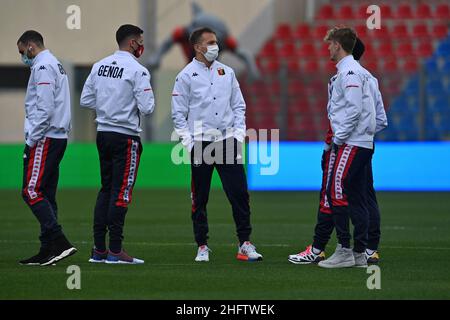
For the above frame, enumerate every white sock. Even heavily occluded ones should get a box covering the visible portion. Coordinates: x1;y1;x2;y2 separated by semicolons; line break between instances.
312;247;322;254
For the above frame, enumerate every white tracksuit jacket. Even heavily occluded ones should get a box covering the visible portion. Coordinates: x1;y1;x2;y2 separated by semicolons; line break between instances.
24;50;71;147
327;55;379;149
80;50;155;136
171;58;246;149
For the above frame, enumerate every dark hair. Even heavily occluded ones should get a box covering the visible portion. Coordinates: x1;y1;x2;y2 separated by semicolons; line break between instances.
17;30;44;47
324;27;356;54
352;37;365;60
189;27;216;46
116;24;143;46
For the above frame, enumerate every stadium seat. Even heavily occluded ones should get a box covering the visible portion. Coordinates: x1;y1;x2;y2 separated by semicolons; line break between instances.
415;3;432;18
425;58;439;73
417;41;433;58
435;3;450;19
312;25;330;39
436;40;450;57
297;43;316;58
262;59;280;74
384;59;398;71
391;24;409;39
396;3;413;19
403;59;418;73
368;26;391;40
286;59;300;75
279;42;296;58
379;42;394;56
303;60;319;74
260;41;277;58
275;24;293;41
354;25;368;38
317;4;334;19
412;24;430;38
337;5;355;19
380;4;394;19
432;24;449;39
294;23;310;40
397;42;414;57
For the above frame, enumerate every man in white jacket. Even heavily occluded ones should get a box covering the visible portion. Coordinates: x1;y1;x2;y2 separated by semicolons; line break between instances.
17;30;77;266
80;24;155;264
288;36;387;267
171;27;262;262
317;27;377;268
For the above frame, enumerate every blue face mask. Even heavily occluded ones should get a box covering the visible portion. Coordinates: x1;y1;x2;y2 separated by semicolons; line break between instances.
21;49;34;67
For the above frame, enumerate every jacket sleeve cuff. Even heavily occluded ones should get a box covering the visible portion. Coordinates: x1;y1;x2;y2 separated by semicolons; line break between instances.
323;143;331;151
333;137;344;146
233;128;246;143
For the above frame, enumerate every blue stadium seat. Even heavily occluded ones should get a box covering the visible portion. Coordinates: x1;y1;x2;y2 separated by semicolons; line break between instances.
427;95;450;112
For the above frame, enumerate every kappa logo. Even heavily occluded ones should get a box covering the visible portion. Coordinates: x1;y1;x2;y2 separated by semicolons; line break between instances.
347;71;355;75
142;71;147;76
192;72;199;77
38;65;46;71
111;61;117;65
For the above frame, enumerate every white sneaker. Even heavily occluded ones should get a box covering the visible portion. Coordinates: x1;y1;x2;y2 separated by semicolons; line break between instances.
288;245;326;264
237;241;263;261
353;251;368;268
318;244;355;268
195;245;211;262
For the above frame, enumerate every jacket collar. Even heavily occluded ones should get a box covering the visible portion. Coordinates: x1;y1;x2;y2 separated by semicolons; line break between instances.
115;50;137;60
32;49;50;66
336;54;355;72
193;57;217;69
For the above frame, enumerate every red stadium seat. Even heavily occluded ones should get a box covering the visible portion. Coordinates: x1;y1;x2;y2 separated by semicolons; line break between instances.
417;41;433;58
412;24;429;38
312;25;330;39
279;42;296;58
368;25;391;40
432;24;449;39
287;80;304;96
383;59;398;71
396;3;413;19
294;23;311;40
354;25;368;38
364;60;378;72
317;4;334;19
304;60;319;73
275;24;293;41
297;43;316;58
379;42;393;56
337;5;355;19
391;24;409;39
415;4;432;18
435;4;450;19
404;59;418;73
260;41;277;58
397;42;414;57
380;4;394;19
286;60;300;75
263;59;280;74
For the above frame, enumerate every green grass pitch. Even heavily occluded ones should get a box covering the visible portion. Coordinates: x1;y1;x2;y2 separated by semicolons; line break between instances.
0;190;449;299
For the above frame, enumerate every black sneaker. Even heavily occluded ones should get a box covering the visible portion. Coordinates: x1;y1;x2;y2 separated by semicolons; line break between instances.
19;247;51;265
40;235;77;266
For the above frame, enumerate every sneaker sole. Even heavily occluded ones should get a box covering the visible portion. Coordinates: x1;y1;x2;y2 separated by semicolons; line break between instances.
41;247;77;266
88;258;106;263
318;260;355;269
19;262;41;266
237;254;263;262
104;260;144;265
288;258;315;265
